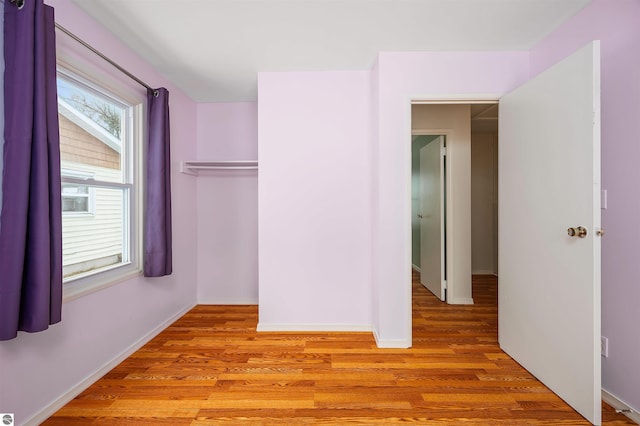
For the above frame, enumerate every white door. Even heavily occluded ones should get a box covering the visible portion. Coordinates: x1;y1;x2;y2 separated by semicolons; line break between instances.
419;136;445;301
499;42;601;425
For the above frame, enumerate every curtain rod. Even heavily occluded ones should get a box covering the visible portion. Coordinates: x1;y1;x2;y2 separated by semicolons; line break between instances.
9;0;25;9
54;23;159;97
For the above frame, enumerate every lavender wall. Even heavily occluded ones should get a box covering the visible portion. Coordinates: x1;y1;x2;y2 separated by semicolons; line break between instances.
0;1;3;216
258;70;373;330
196;103;258;303
374;51;529;345
0;1;198;423
530;0;640;412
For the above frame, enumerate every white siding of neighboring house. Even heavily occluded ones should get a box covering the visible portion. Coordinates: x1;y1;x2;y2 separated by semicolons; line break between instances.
61;161;124;277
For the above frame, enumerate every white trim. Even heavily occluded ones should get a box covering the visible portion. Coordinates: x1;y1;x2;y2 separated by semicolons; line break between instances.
198;297;259;305
411;94;502;104
412;128;451;135
412;264;421;272
602;389;640;424
472;269;498;275
256;323;372;332
449;298;475;305
23;304;195;426
63;266;141;302
373;329;412;349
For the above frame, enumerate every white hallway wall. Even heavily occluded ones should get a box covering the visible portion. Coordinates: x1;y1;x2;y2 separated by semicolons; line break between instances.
471;132;498;275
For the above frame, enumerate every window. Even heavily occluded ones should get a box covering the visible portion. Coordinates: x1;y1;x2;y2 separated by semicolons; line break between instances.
57;66;142;290
62;183;91;213
61;169;95;215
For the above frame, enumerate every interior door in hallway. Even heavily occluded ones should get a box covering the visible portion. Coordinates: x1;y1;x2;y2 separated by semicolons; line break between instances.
419;135;445;301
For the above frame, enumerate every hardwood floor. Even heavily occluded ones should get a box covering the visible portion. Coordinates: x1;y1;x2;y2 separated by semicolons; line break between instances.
44;273;634;425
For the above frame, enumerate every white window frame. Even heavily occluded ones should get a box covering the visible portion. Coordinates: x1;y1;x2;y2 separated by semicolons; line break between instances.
56;59;145;302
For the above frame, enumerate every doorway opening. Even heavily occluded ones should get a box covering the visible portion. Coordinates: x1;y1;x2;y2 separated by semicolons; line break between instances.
410;103;498;304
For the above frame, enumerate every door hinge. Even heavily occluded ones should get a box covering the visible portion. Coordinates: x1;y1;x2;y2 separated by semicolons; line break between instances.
441;147;447;156
443;280;447;289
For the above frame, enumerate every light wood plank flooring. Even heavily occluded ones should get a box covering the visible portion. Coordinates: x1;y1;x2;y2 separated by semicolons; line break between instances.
44;273;634;425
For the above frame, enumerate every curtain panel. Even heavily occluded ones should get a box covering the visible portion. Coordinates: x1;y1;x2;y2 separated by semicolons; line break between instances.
144;88;172;277
0;0;63;340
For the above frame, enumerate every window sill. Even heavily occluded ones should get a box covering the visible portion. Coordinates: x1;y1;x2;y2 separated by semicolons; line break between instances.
62;212;95;217
63;264;142;303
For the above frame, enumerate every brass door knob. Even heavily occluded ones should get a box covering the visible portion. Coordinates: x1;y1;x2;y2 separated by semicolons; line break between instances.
567;226;588;238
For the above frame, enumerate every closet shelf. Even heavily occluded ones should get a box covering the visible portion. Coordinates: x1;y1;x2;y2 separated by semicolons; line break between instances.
180;160;258;175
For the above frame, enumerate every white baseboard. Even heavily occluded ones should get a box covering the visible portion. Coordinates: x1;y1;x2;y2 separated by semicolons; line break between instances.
198;298;258;305
449;297;474;305
257;323;372;332
412;264;421;272
25;303;196;426
602;389;640;424
472;269;497;275
372;329;411;349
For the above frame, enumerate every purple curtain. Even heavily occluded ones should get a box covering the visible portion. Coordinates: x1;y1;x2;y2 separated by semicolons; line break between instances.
0;0;62;340
144;88;172;277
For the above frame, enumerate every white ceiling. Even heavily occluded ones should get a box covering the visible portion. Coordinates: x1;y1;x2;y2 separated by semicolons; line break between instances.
72;0;591;103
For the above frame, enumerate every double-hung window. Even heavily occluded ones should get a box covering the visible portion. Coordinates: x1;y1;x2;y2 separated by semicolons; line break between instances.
57;66;143;296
